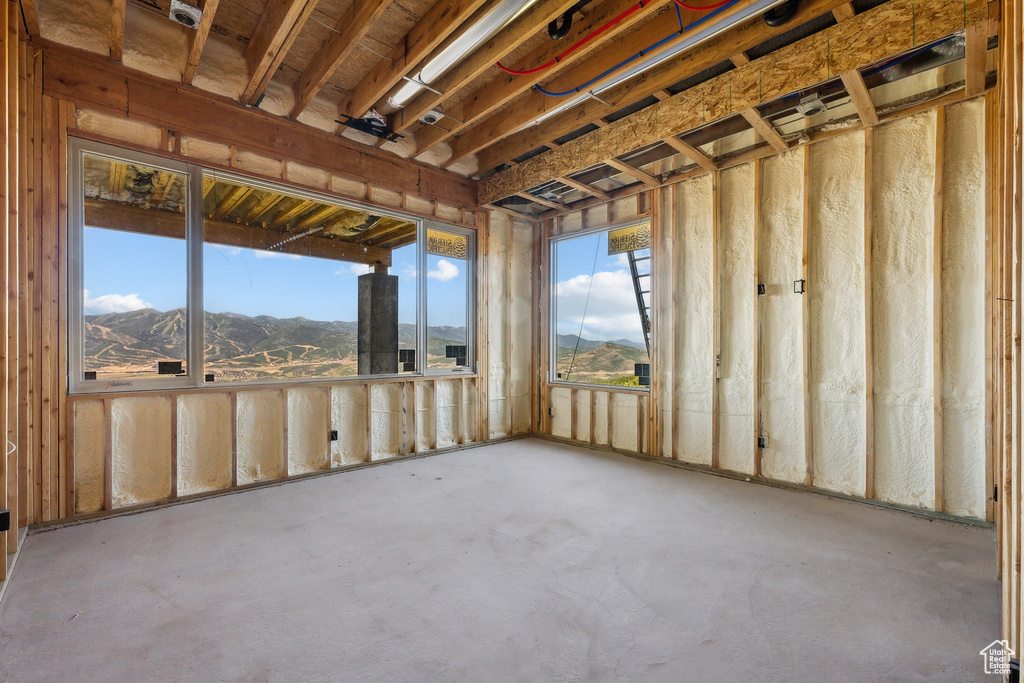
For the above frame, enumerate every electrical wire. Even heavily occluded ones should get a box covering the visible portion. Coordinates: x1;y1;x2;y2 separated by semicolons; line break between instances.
534;0;741;97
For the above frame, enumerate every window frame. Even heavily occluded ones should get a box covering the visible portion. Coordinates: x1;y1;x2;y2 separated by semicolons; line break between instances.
68;138;477;395
547;218;652;391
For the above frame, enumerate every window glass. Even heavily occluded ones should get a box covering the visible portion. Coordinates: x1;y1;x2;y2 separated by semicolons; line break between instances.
81;153;189;380
552;223;652;387
201;175;418;381
426;227;472;369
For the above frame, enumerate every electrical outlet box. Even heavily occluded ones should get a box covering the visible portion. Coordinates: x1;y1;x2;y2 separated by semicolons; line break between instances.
330;430;338;442
757;436;767;449
0;509;9;532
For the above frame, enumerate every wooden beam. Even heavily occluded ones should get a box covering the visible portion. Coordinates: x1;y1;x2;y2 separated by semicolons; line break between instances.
340;0;490;119
740;107;788;153
605;158;659;187
85;198;393;265
268;198;315;228
831;1;854;22
556;175;611;200
729;51;749;67
182;0;221;85
458;0;855;170
391;0;582;133
245;193;287;223
39;41;478;208
965;20;988;96
290;0;394;118
210;184;253;220
662;135;716;172
290;204;343;231
840;69;878;127
412;0;676;154
933;105;945;511
479;0;985;204
241;0;318;104
516;191;563;210
109;0;126;62
20;0;39;36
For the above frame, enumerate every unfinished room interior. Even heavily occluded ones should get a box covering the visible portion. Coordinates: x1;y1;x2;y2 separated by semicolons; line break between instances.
0;0;1020;676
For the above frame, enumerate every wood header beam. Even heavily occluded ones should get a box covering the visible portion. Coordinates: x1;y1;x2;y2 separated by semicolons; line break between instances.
739;108;788;152
461;0;854;172
840;69;878;126
479;0;985;203
39;40;478;208
290;0;393;118
242;0;318;104
182;0;221;85
390;0;581;133
340;0;490;119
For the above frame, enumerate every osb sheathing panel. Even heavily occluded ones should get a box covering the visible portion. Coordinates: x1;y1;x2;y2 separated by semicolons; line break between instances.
331;385;368;465
940;99;988;519
758;148;807;484
73;401;105;514
177;394;232;496
236;390;285;484
370;383;402;460
288;387;330;475
673;175;714;466
808;133;868;497
111;396;172;507
717;165;756;475
871;112;937;509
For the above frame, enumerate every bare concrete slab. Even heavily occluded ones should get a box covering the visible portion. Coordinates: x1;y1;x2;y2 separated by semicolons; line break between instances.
0;439;998;681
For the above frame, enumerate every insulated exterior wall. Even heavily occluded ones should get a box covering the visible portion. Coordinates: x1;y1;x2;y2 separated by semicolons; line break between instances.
177;394;232;496
110;397;172;507
72;400;104;513
236;390;285;484
808;133;868;497
288;388;329;475
487;213;512;437
331;385;368;465
717;165;756;475
872;112;937;509
509;220;534;435
759;149;808;484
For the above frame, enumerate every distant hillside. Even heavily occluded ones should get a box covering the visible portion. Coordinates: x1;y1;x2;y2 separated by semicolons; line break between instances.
84;308;467;381
555;341;649;384
557;333;646;352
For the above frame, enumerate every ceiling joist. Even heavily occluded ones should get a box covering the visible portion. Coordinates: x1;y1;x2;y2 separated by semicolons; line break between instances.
556;175;611;200
110;0;126;62
605;157;659;187
339;0;492;120
662;136;716;172
389;0;583;134
290;0;395;118
21;0;40;36
965;20;988;96
480;0;986;203
739;107;788;152
458;0;854;173
412;0;676;155
839;69;878;127
241;0;319;104
182;0;222;85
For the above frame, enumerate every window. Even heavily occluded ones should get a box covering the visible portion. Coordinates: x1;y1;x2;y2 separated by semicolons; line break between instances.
69;140;475;393
550;222;652;388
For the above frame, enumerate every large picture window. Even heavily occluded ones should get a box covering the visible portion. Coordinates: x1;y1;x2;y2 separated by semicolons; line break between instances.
69;140;475;393
550;222;652;388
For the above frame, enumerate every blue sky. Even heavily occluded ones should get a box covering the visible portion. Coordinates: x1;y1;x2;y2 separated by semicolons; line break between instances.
83;227;469;327
554;230;650;344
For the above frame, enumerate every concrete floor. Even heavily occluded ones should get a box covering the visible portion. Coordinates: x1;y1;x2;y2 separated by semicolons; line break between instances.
0;438;999;682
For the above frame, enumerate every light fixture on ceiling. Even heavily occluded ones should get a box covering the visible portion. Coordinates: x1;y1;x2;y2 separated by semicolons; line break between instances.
796;95;827;117
520;0;796;131
388;0;541;109
169;0;203;29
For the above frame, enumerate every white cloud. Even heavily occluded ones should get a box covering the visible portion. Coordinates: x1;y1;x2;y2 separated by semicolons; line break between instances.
555;269;644;342
83;289;152;315
427;259;459;282
337;263;373;277
253;249;301;260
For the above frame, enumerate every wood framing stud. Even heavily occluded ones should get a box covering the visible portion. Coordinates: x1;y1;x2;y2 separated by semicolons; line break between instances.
840;69;879;127
605;158;659;187
729;51;750;67
740;108;789;153
557;175;612;200
20;0;40;36
832;1;855;21
109;0;126;62
662;135;717;172
182;0;221;85
965;21;988;96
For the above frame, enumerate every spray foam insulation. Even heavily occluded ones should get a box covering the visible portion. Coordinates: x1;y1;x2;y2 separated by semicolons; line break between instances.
288;388;330;475
331;386;368;465
416;381;436;452
509;219;535;435
673;175;714;466
550;388;572;439
236;390;285;484
609;394;639;452
871;111;937;509
486;212;512;438
758;148;808;484
434;379;461;449
808;132;868;497
940;99;988;519
717;164;756;475
73;400;105;514
370;383;402;460
111;397;172;507
177;393;232;496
